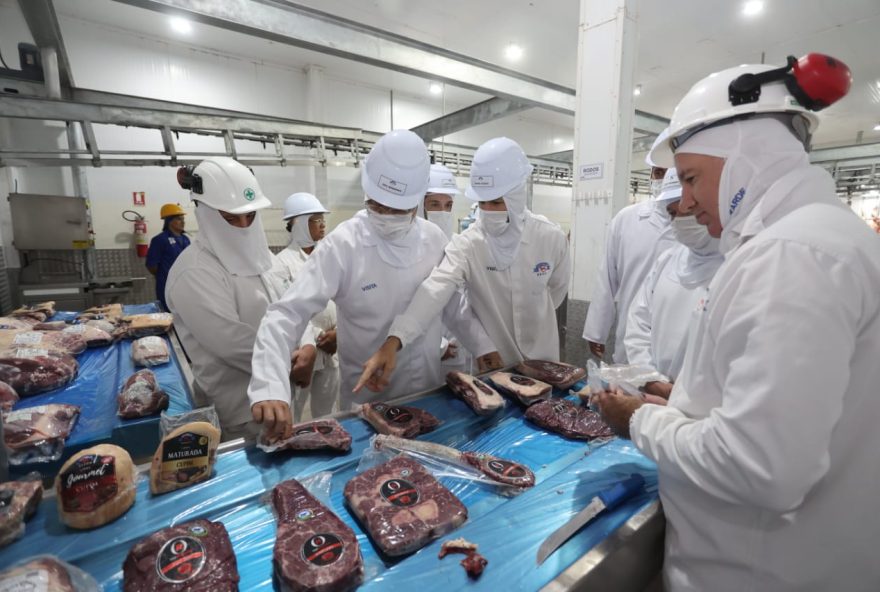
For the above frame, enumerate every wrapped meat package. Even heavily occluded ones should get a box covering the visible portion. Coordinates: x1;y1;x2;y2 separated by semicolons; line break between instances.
131;336;170;367
0;555;100;592
117;369;169;418
259;418;352;453
515;359;587;389
524;399;614;440
3;403;80;464
0;475;43;548
0;351;78;396
77;303;123;323
489;371;552;406
62;323;114;348
0;379;19;411
120;313;174;339
359;402;439;438
56;444;137;529
0;316;38;330
445;371;505;415
0;329;86;356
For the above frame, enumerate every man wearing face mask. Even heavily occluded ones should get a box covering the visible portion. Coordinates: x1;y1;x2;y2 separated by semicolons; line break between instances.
623;168;724;401
594;57;880;591
355;137;570;394
275;192;340;421
165;157;297;440
248;130;499;437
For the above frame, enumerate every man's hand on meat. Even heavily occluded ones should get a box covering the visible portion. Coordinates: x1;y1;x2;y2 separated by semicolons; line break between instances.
592;387;644;439
251;400;292;440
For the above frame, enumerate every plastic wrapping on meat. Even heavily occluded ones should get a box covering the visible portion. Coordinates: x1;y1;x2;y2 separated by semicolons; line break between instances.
488;371;552;406
84;318;117;334
524;399;614;440
0;555;100;592
131;336;170;367
258;418;352;453
445;371;505;415
117;369;169;419
0;351;79;396
0;474;43;548
0;330;86;356
62;324;114;348
0;379;18;411
76;303;123;323
120;313;174;339
0;316;38;330
33;320;69;331
359;402;440;438
343;455;468;557
3;403;80;464
515;360;587;389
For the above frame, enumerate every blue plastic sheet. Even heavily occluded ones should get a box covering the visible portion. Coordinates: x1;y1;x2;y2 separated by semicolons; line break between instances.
0;384;658;590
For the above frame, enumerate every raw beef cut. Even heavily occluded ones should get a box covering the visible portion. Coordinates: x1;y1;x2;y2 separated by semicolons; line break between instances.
131;336;170;367
62;324;113;348
438;538;488;579
0;380;18;411
360;402;439;438
9;302;54;323
272;479;364;592
344;455;467;556
524;399;613;440
77;303;123;322
33;320;69;331
117;369;169;419
0;330;86;356
84;318;117;334
0;351;78;396
445;372;504;416
489;371;552;406
515;360;587;389
0;556;96;592
120;313;174;339
261;418;352;453
3;404;80;465
123;519;239;592
0;316;37;330
0;477;43;548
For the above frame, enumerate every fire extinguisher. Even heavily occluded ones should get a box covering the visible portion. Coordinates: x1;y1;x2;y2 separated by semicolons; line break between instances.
122;210;149;257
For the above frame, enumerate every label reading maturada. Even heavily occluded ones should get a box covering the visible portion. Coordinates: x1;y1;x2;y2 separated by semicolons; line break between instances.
160;431;210;484
60;454;118;513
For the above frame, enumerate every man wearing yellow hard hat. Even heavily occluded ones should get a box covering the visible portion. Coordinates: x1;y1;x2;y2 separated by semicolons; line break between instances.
146;203;191;310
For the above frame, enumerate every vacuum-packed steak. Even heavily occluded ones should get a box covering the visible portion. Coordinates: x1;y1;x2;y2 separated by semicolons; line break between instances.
0;330;86;356
445;372;504;416
344;455;467;556
524;399;613;440
360;402;439;438
489;372;552;406
33;320;69;331
0;379;18;411
0;317;37;330
131;336;170;367
515;360;586;389
272;479;364;592
0;351;78;396
0;556;87;592
0;477;43;548
121;313;174;339
3;404;80;465
63;324;114;348
123;519;239;591
117;369;169;418
261;418;352;453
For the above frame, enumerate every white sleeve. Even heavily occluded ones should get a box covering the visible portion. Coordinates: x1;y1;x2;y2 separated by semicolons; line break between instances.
631;242;859;513
624;260;659;370
441;287;496;358
248;241;343;407
582;214;621;342
549;230;571;309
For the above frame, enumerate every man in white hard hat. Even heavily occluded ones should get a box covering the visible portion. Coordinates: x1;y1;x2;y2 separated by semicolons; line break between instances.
165;157;297;440
581;130;677;363
623;168;724;402
248;130;499;437
276;192;340;421
355;137;569;393
594;55;880;591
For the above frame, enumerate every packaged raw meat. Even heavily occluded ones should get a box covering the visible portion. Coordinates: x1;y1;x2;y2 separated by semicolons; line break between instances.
259;418;352;453
0;329;86;356
0;474;43;548
515;360;587;389
0;316;38;330
3;403;80;464
445;371;505;416
524;399;614;440
0;555;100;592
33;320;69;331
344;455;468;556
0;379;18;411
122;519;239;592
489;371;552;406
62;323;114;348
119;313;174;339
0;351;78;396
77;303;123;322
150;420;221;495
131;336;170;367
84;318;117;334
56;444;137;529
272;479;364;592
10;302;55;323
117;369;169;419
359;402;439;438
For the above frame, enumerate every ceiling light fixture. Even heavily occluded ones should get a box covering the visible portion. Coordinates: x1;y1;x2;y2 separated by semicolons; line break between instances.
633;84;642;97
742;0;764;16
429;82;443;95
553;137;562;145
170;16;192;34
874;123;880;131
505;43;524;62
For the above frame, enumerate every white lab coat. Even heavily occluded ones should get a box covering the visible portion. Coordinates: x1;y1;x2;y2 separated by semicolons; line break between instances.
249;212;495;411
274;245;340;420
582;201;675;362
390;212;570;365
631;165;880;591
166;239;300;429
624;245;722;380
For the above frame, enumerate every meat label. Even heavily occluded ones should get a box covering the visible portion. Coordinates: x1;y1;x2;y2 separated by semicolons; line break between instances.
375;404;413;424
0;568;50;592
12;348;49;358
510;375;536;386
12;332;43;346
160;431;210;484
380;478;420;507
301;533;344;566
294;424;334;436
156;535;206;583
60;454;118;513
487;458;528;479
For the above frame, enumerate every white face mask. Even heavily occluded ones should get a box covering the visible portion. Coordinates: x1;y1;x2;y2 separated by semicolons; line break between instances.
480;210;509;236
426;210;454;238
366;208;414;241
650;179;664;199
672;215;715;254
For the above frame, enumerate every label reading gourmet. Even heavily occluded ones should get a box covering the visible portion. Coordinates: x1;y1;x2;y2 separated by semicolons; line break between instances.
60;454;118;513
380;478;419;507
301;533;344;566
160;432;210;484
156;536;206;583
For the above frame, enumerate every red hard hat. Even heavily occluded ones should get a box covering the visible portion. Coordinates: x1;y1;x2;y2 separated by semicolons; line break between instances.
789;53;852;110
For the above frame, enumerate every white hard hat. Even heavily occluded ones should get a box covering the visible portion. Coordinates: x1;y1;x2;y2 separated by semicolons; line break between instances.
654;168;682;203
361;130;430;209
649;64;820;168
645;128;670;168
180;157;271;214
465;137;534;202
282;192;329;220
427;163;460;196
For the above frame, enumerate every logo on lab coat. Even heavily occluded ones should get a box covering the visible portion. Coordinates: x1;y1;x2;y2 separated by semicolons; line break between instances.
378;175;407;195
533;262;551;276
361;283;378;292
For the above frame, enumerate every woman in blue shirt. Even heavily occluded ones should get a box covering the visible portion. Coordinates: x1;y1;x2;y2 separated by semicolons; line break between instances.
146;203;191;310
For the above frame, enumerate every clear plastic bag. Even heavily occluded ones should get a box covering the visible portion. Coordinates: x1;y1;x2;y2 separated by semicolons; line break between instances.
0;471;43;549
131;335;170;367
597;362;668;392
117;369;169;419
121;312;174;339
0;555;100;591
152;407;222;495
358;401;441;438
0;351;79;396
3;403;81;465
160;405;221;435
257;418;352;454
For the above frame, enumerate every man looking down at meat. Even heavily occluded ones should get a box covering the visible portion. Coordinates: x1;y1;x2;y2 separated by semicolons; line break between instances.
355;136;570;394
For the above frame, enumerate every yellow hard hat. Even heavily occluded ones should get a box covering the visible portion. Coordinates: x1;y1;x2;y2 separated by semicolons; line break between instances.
160;203;186;219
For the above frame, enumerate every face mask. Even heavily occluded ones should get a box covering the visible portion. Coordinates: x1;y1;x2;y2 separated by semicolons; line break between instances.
650;179;663;199
426;211;454;238
480;210;509;236
672;215;715;254
366;208;414;241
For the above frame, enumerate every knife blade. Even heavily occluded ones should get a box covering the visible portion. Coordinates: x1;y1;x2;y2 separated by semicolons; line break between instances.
536;473;645;565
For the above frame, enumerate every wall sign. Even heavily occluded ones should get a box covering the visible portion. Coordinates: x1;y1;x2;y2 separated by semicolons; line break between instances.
132;191;146;206
578;163;604;181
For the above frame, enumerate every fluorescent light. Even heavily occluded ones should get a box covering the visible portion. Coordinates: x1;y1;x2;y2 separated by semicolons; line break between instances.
429;82;443;95
874;123;880;131
170;16;192;34
553;137;562;145
505;43;524;62
742;0;764;16
633;84;642;97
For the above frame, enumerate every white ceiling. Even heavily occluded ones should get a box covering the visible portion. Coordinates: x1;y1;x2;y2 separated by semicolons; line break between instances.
46;0;880;146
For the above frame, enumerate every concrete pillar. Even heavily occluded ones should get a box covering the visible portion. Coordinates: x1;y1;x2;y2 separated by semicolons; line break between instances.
564;0;638;362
